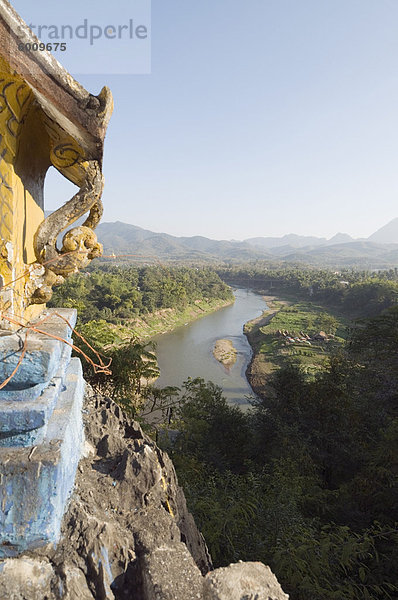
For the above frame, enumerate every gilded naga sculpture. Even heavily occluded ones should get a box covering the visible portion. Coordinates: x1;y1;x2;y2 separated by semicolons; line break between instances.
0;0;113;328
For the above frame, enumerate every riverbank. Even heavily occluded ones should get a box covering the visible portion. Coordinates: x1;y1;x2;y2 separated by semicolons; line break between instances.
244;294;349;398
131;297;235;341
244;295;290;398
76;296;235;358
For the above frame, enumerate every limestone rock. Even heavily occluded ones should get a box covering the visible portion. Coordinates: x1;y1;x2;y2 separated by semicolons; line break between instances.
203;562;289;600
142;543;203;600
60;566;94;600
0;558;55;600
0;388;288;600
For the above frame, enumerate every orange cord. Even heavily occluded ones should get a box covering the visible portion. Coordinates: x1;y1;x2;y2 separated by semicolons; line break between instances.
0;249;174;388
0;330;28;390
0;309;112;389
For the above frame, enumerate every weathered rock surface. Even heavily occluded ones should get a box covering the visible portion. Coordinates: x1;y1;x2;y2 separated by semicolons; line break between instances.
0;387;288;599
204;562;289;600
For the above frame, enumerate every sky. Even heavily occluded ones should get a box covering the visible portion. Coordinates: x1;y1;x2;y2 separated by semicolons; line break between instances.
11;0;398;240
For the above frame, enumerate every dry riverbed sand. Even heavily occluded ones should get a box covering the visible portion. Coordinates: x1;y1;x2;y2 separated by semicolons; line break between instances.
213;339;238;367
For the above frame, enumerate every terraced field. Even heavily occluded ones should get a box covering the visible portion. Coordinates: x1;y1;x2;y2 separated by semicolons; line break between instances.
245;297;350;385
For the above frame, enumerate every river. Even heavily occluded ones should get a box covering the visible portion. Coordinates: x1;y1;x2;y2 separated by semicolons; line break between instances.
153;289;268;407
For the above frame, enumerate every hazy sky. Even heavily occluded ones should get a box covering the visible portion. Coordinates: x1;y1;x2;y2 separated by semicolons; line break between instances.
12;0;398;240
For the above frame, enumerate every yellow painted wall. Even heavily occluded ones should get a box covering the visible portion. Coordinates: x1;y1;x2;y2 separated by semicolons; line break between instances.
0;57;45;327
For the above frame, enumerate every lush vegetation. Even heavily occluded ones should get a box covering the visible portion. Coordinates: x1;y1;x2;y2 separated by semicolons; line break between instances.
162;306;398;599
49;264;233;382
245;299;349;377
51;262;398;597
218;265;398;317
50;265;233;324
48;265;233;416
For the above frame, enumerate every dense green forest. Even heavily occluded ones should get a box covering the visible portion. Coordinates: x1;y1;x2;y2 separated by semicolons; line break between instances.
50;265;233;323
163;306;398;599
218;265;398;316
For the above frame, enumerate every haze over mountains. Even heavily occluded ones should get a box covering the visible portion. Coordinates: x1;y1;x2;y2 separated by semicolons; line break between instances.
368;217;398;244
91;217;398;268
244;232;355;249
45;210;398;267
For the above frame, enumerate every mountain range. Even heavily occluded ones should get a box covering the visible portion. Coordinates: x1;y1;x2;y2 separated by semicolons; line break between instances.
89;217;398;268
46;212;398;268
243;232;355;249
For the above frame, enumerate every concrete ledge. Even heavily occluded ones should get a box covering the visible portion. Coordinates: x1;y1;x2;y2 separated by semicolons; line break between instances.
0;309;77;391
0;341;73;446
0;358;85;557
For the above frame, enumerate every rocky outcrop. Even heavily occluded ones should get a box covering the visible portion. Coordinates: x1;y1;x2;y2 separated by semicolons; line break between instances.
204;563;289;600
0;387;288;599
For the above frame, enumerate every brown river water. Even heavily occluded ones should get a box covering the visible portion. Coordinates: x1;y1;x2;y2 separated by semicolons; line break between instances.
153;289;268;407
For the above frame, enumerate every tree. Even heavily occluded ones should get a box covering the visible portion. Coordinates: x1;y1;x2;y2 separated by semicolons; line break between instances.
172;378;251;474
77;334;160;415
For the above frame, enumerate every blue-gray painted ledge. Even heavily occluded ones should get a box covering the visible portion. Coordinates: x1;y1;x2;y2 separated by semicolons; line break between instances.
0;309;85;557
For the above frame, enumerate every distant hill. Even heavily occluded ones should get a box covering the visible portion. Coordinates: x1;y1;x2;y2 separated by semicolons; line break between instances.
245;234;327;249
279;241;398;268
368;218;398;244
245;232;354;249
95;221;271;261
93;221;398;267
43;214;398;268
326;232;354;245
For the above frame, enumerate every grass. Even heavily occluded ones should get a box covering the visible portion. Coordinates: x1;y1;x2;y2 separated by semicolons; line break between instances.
246;298;350;378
